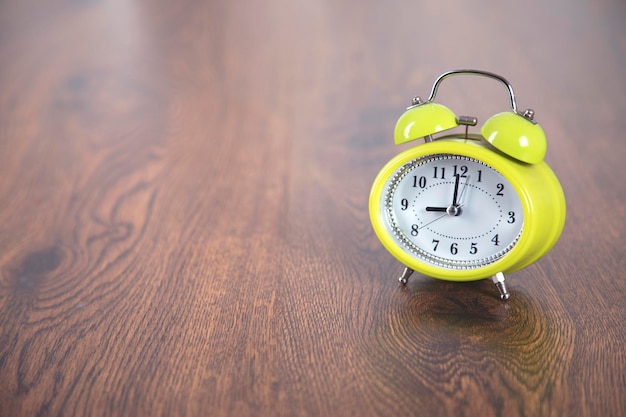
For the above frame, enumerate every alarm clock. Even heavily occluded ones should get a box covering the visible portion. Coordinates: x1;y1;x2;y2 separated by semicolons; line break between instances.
369;69;566;300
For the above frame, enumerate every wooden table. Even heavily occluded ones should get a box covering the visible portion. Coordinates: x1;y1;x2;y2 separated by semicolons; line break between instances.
1;1;625;416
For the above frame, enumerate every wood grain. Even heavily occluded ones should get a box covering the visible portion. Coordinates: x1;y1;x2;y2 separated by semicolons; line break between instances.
1;0;625;416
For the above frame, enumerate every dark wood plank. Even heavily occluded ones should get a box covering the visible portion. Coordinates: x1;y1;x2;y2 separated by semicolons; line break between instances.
1;0;625;416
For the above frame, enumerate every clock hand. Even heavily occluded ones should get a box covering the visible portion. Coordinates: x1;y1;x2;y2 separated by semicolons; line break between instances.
457;174;470;205
452;174;460;207
419;212;449;229
420;203;465;228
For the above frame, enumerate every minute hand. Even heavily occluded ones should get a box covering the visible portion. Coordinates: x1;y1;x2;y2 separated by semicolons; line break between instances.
452;174;460;206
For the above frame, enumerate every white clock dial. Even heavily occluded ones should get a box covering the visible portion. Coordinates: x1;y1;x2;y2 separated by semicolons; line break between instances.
381;154;524;269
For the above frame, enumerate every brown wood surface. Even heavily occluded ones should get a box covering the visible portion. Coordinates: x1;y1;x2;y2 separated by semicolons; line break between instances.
1;0;625;416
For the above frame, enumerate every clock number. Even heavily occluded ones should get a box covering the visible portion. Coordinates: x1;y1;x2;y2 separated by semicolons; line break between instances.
507;211;515;223
401;198;409;210
450;242;458;255
470;242;478;254
413;176;427;188
411;224;419;236
432;239;440;251
433;167;446;179
453;165;468;178
496;183;504;196
477;170;483;183
491;234;500;246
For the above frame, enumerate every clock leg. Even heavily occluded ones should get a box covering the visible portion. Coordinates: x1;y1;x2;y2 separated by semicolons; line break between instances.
398;267;414;284
491;272;510;300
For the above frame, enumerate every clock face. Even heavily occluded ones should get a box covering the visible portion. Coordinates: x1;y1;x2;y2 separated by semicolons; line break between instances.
381;154;524;269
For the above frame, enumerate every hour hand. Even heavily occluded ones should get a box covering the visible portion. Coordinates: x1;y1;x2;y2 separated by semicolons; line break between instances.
426;205;462;216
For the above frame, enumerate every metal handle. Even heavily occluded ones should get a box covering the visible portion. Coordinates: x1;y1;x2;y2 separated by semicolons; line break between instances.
425;69;519;114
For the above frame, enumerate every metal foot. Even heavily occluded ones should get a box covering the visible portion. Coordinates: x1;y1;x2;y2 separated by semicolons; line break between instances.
491;272;510;301
398;267;414;284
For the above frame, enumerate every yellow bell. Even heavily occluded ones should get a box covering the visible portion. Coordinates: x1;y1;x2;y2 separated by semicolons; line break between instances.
481;111;547;164
394;103;458;145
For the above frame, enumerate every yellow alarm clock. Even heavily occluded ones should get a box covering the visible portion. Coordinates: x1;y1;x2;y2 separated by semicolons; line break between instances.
369;69;566;300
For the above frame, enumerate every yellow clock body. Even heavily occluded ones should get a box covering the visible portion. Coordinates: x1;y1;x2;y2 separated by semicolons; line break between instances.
368;70;566;299
369;136;566;282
